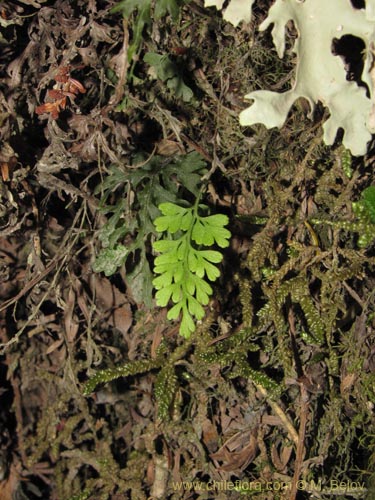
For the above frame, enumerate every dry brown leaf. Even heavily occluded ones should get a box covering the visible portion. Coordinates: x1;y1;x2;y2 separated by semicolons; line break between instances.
271;442;293;472
45;338;64;355
156;139;185;156
90;21;116;44
210;430;258;472
69;133;98;162
280;445;293;469
16;0;46;6
108;18;129;107
64;287;79;343
201;418;219;453
6;45;33;88
262;415;284;426
90;275;132;337
340;373;356;394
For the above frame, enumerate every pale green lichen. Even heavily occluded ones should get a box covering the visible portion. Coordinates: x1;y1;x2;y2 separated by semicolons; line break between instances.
205;0;375;155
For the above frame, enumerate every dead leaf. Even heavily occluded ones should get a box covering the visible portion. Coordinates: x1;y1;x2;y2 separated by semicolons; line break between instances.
201;418;219;453
340;373;356;394
156;139;185;156
16;0;46;6
63;287;79;342
210;430;258;472
271;442;293;472
108;18;129;107
89;275;132;337
90;21;116;44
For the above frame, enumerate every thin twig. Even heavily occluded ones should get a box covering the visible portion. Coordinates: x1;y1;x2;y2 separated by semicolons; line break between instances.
288;307;309;500
256;384;299;446
290;384;309;500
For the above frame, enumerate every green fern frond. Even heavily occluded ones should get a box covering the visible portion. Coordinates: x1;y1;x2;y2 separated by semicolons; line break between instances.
152;201;231;338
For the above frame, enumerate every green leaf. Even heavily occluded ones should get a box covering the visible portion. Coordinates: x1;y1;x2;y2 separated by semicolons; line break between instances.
191;215;231;247
159;202;188;216
192;252;205;278
154;261;184;284
192;213;231;247
167;301;183;320
111;0;150;15
154;251;179;266
94;153;206;308
192;220;210;245
99;225;128;249
153;272;172;290
144;51;194;102
94;166;127;196
167;75;194;102
195;278;211;304
152;239;179;253
93;246;128;276
111;0;152;61
172;261;185;283
202;259;220;281
155;284;175;307
194;274;212;295
153;261;176;275
177;238;187;260
97;199;128;248
117;0;182;21
144;52;176;81
210;225;231;248
180;211;193;231
193;252;220;280
179;307;195;338
171;283;183;302
154;215;174;232
188;250;199;272
168;152;207;196
187;295;205;319
203;214;229;227
154;0;182;19
154;206;191;233
127;256;154;307
185;274;196;295
199;249;223;263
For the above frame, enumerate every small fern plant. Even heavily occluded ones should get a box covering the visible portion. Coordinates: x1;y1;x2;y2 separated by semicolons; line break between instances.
152;201;231;338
